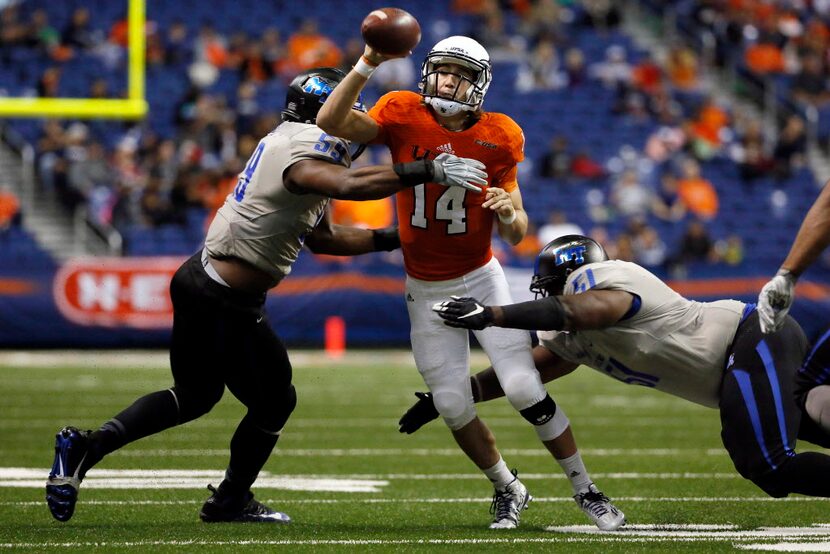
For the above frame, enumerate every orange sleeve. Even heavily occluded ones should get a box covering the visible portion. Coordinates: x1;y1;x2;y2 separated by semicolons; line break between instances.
488;114;525;192
367;91;407;146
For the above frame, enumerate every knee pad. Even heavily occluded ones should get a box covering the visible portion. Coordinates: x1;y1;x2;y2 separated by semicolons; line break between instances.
433;389;476;430
500;372;546;412
252;384;297;434
519;394;570;441
171;383;224;423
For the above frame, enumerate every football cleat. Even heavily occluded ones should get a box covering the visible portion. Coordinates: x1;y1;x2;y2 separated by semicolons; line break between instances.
489;471;532;529
574;483;625;531
46;426;90;522
200;484;291;524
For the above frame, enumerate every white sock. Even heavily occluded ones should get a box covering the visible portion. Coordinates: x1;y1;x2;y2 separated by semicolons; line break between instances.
556;451;592;494
483;457;514;490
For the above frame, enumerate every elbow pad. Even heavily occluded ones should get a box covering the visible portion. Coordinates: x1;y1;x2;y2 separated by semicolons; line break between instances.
500;296;566;331
393;159;435;186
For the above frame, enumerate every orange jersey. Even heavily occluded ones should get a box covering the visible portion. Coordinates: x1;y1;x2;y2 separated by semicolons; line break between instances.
368;91;524;281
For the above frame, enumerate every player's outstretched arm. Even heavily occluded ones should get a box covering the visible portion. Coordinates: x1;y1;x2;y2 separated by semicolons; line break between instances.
432;290;634;331
398;346;578;433
285;156;487;199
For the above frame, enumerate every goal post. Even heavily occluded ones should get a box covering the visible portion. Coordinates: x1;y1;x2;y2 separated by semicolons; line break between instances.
0;0;148;119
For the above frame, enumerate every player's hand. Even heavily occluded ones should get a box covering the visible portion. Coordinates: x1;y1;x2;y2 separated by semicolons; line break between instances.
432;296;493;330
483;187;515;220
398;392;439;434
758;270;797;334
431;153;487;193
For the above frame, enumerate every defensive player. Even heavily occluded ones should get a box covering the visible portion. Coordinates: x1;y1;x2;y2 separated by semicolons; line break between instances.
317;39;624;529
758;179;830;435
45;67;488;524
427;235;830;499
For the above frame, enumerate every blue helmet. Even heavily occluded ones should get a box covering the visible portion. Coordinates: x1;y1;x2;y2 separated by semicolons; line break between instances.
530;235;608;297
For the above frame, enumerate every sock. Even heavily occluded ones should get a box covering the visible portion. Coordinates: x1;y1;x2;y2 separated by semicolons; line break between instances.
82;389;180;477
556;451;593;495
483;456;515;490
220;414;281;496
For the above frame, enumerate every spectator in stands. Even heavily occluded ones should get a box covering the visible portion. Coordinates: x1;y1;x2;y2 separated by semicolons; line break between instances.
588;44;631;90
563;47;587;87
470;2;525;63
570;150;606;180
538;135;571;179
260;27;284;71
36;66;61;98
538;211;584;246
610;169;652;219
511;221;542;262
0;3;27;47
645;122;687;166
665;43;700;91
651;173;686;222
631;52;662;96
140;170;181;227
716;234;744;266
577;0;622;30
676;218;718;265
67;141;110;210
193;24;228;69
677;158;719;220
281;19;342;75
62;7;99;51
633;225;667;269
791;53;830;107
0;186;21;231
164;20;191;66
518;0;564;44
687;96;731;160
516;38;565;92
730;118;773;185
773;114;807;181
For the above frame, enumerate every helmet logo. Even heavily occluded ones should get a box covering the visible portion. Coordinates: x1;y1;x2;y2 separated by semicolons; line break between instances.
302;76;334;102
555;245;586;266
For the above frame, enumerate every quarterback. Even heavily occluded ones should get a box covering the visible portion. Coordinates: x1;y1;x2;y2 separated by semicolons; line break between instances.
318;38;623;530
431;235;830;499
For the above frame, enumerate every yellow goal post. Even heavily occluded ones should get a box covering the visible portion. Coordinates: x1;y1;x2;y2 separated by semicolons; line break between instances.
0;0;147;119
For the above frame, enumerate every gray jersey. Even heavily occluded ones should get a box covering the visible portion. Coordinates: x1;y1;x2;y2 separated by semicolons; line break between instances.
537;260;745;407
205;122;351;283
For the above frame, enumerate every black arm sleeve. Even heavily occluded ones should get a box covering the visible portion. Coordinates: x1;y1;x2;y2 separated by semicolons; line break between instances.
393;158;435;186
499;296;566;331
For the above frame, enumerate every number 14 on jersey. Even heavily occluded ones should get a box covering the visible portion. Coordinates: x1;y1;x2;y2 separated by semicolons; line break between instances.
411;184;467;234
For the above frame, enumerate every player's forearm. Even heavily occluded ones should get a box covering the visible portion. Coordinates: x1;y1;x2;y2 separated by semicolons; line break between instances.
780;180;830;277
316;71;371;140
496;209;528;245
307;225;376;255
333;162;434;200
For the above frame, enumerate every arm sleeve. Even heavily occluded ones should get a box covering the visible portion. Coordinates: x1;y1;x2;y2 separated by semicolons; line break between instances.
498;296;566;331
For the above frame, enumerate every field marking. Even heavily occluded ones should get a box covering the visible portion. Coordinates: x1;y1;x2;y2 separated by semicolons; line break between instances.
546;524;830;538
0;467;744;489
4;531;830;549
736;543;830;552
2;497;829;507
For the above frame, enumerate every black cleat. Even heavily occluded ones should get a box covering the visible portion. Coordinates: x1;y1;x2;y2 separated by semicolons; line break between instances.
46;426;90;522
199;484;291;524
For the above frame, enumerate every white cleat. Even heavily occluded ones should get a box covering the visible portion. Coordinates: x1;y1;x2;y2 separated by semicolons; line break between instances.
489;473;532;529
574;483;625;531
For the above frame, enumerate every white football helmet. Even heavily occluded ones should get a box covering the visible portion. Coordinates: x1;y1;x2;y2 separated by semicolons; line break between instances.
419;36;492;117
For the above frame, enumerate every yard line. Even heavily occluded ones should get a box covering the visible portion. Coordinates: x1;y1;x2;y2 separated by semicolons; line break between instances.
0;467;742;485
2;497;828;507
100;447;725;457
4;532;830;548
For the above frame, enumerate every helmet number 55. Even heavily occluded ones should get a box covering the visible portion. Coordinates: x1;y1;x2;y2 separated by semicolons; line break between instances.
411;184;467;234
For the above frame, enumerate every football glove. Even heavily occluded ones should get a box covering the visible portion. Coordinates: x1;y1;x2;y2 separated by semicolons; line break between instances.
432;296;493;330
398;392;439;434
757;269;797;334
431;153;487;193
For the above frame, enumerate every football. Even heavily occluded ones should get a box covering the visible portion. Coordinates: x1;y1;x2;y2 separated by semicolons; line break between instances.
360;7;421;56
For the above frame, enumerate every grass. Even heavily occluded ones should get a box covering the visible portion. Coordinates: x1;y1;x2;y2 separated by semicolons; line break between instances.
0;350;828;552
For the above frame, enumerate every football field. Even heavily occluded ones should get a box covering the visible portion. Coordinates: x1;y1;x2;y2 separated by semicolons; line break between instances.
1;350;829;552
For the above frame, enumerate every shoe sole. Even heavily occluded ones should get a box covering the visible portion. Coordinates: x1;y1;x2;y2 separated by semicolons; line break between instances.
46;482;78;522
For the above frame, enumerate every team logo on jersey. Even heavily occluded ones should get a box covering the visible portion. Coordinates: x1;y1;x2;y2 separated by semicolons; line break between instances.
436;142;455;155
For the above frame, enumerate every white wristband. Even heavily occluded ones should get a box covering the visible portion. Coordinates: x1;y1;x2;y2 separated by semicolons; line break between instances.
353;56;378;79
498;211;517;224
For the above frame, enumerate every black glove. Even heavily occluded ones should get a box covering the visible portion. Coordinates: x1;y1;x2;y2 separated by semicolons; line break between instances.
398;392;439;434
431;296;493;330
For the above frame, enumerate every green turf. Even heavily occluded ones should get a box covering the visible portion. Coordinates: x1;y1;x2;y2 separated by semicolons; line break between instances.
1;351;828;552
